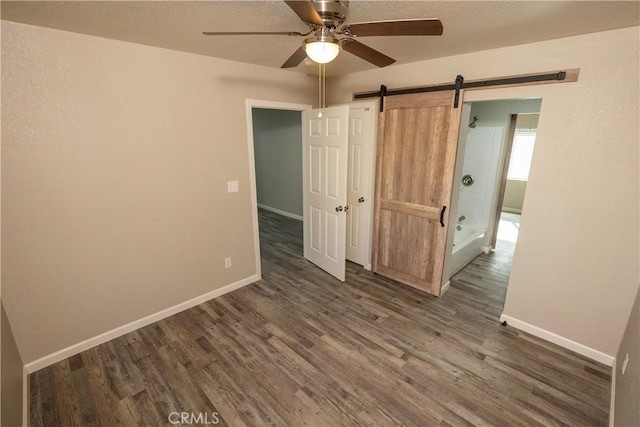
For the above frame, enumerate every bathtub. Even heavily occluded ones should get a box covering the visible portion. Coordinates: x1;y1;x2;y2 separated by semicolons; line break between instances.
449;224;486;275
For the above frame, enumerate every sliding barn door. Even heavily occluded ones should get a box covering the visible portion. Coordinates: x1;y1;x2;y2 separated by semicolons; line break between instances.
372;91;463;296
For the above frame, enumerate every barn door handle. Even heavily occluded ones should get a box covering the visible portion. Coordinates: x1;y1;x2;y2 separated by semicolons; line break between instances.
440;206;447;227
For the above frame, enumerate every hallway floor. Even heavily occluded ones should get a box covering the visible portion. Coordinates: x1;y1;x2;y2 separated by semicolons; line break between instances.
496;211;521;244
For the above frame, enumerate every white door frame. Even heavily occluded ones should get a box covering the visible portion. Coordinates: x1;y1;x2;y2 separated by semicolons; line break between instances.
246;99;378;280
245;99;312;280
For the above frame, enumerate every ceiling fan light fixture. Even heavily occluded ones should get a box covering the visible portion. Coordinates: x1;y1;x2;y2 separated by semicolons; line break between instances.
305;39;340;64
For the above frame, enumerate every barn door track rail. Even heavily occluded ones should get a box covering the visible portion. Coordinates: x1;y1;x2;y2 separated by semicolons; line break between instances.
354;69;579;112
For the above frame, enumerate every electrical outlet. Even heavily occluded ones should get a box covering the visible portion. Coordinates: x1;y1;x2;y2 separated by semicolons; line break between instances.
621;353;629;375
227;180;239;193
224;257;232;268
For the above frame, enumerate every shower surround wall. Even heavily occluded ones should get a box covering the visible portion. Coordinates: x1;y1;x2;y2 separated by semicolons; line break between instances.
448;99;542;276
450;124;502;274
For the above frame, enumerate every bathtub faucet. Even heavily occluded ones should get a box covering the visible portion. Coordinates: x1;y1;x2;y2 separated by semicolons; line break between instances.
458;215;466;222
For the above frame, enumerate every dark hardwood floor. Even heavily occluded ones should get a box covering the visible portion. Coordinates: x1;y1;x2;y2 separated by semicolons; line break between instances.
29;209;611;426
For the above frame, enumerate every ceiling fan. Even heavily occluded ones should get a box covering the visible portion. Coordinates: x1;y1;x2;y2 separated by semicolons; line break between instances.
203;0;443;68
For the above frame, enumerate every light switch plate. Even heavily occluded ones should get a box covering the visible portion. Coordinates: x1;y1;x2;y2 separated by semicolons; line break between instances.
227;180;239;193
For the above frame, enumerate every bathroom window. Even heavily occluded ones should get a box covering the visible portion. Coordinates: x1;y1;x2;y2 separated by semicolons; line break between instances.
507;129;536;181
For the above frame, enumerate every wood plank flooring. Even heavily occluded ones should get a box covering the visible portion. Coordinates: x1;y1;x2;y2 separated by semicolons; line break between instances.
29;209;611;426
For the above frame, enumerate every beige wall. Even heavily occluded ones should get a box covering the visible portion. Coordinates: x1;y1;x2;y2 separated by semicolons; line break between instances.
328;26;639;357
1;21;315;364
503;180;527;213
613;287;639;426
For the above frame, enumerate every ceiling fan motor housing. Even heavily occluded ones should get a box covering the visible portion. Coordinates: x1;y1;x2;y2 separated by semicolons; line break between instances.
311;0;348;27
306;26;339;45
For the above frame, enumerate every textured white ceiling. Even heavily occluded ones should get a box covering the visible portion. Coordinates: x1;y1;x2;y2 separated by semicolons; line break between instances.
2;1;639;76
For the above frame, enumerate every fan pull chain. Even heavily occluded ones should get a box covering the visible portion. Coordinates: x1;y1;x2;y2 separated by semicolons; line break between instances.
317;63;326;118
318;63;322;117
322;63;326;115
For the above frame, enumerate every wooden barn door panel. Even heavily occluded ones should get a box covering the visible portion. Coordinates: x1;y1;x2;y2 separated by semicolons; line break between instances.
372;91;462;296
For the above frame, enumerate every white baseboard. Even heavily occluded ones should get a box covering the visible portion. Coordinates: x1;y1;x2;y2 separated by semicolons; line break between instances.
609;358;617;427
257;204;303;221
502;207;522;214
441;280;451;295
499;314;615;366
25;274;259;373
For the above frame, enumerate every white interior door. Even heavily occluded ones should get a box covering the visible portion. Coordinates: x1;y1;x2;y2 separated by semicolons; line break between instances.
346;105;375;267
303;106;349;281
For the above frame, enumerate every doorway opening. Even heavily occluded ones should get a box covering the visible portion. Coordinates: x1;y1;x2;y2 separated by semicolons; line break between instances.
245;99;311;280
494;112;539;255
246;99;376;282
252;107;304;222
443;99;541;310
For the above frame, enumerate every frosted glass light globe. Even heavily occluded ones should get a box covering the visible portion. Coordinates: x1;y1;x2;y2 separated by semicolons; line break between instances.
305;41;340;64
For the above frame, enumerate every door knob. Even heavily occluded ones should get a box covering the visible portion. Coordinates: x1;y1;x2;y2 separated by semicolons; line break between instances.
344;205;349;212
358;197;365;203
335;206;343;212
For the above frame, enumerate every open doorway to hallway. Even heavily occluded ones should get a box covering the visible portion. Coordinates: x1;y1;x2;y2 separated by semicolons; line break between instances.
245;99;311;279
251;107;306;276
247;99;377;282
252;108;304;222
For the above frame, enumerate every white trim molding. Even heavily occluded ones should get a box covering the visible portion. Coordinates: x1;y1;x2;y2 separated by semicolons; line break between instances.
609;358;617;427
441;280;451;295
245;99;312;282
25;275;259;373
499;314;615;366
257;203;303;221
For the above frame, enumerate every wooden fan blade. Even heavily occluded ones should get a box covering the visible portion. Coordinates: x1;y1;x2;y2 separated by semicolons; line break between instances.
347;19;443;37
342;40;395;67
284;0;323;26
281;46;307;68
203;31;306;36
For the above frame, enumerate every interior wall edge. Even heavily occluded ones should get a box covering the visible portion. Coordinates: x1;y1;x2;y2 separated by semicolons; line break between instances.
499;314;614;366
612;285;640;426
23;366;28;427
24;274;259;373
1;301;26;427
